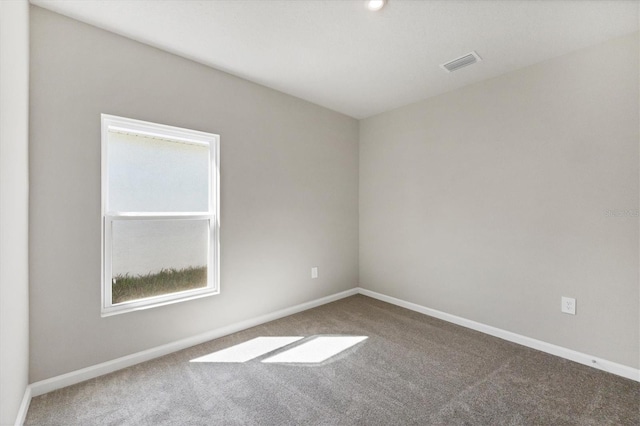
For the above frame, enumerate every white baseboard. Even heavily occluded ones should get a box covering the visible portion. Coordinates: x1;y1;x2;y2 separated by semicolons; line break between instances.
26;284;638;403
357;287;640;382
14;385;31;426
29;288;359;397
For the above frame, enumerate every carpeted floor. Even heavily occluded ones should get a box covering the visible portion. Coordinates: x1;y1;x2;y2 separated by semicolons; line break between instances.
25;295;639;425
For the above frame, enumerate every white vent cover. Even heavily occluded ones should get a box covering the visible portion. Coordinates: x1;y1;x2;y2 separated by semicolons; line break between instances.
440;51;482;73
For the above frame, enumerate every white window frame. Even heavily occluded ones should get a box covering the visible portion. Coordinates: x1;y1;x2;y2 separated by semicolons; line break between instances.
101;114;220;316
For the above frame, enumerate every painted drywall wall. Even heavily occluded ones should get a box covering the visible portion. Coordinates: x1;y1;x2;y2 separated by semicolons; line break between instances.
0;0;30;423
29;6;358;382
360;33;639;368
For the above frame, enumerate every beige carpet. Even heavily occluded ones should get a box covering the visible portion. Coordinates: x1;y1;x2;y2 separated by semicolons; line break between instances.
26;295;640;425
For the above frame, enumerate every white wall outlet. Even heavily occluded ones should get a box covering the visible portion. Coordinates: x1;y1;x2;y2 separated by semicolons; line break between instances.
311;267;318;279
561;297;576;315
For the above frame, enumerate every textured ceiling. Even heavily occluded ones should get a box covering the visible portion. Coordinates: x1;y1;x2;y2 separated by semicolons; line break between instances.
31;0;639;118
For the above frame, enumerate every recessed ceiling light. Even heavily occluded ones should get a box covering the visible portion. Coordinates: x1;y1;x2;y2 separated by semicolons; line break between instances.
367;0;386;11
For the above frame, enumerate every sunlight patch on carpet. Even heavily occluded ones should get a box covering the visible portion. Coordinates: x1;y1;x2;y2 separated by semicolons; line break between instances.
190;335;368;364
262;336;368;364
190;336;304;363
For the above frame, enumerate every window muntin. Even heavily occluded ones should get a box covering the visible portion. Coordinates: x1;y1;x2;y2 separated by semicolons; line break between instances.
101;115;219;316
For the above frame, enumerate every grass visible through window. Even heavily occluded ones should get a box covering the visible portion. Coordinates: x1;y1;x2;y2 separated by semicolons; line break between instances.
112;266;207;304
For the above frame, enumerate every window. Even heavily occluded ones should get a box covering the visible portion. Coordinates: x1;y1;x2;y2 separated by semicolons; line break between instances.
101;114;219;316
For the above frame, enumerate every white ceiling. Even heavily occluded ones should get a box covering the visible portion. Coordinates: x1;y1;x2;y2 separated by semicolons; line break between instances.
31;0;639;119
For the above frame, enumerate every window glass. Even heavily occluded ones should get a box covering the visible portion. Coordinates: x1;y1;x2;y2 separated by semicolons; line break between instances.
111;219;209;304
107;132;209;212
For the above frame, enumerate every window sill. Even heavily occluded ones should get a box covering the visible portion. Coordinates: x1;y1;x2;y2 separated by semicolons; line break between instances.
101;288;219;317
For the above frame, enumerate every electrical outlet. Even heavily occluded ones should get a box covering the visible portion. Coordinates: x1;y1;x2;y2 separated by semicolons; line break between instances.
311;267;318;279
561;297;576;315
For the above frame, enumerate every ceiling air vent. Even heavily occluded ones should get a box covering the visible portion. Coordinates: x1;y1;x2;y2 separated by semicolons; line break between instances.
440;51;482;73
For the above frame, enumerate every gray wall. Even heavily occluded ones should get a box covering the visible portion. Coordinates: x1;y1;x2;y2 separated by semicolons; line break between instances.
360;33;639;368
29;6;358;382
0;0;30;423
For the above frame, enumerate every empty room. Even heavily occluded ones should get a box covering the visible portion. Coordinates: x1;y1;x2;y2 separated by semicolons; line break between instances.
1;0;639;425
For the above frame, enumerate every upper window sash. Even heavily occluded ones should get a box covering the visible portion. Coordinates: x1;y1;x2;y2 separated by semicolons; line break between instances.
102;114;219;215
